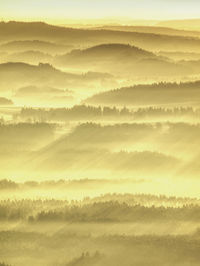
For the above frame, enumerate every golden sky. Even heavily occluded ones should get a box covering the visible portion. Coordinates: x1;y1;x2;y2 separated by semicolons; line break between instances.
1;0;200;22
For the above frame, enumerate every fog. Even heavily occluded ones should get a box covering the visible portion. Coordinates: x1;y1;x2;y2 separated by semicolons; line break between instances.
1;19;200;266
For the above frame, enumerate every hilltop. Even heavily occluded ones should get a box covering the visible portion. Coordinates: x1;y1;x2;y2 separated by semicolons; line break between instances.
54;43;190;77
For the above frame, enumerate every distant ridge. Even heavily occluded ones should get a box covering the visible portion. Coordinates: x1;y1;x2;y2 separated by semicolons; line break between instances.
1;21;200;52
96;25;200;38
1;50;53;65
0;40;73;54
157;19;200;30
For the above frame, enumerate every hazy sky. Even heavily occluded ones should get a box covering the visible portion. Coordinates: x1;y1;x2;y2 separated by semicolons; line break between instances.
1;0;200;21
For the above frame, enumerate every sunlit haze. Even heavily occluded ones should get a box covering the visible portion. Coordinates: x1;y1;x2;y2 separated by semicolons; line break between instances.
1;0;200;22
1;1;200;266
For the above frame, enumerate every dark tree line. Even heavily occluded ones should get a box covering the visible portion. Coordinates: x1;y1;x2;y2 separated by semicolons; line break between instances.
1;199;200;223
19;105;200;122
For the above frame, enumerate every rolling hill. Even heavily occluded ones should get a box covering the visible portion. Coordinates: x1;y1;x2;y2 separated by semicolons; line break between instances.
0;40;73;55
95;25;200;38
2;21;200;53
28;123;180;177
54;43;191;77
14;85;74;106
55;43;155;63
0;62;116;92
158;51;200;61
157;19;200;31
0;50;53;65
84;80;200;106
